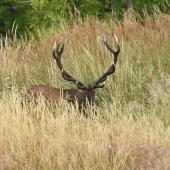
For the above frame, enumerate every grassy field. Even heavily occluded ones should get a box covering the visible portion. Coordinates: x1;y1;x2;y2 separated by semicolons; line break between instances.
0;10;170;169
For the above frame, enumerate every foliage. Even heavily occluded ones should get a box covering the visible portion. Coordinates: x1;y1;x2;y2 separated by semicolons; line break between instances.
0;0;169;37
0;0;71;37
133;0;169;12
29;0;71;33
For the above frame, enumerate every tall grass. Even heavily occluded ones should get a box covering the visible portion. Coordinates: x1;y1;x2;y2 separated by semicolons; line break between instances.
0;9;170;169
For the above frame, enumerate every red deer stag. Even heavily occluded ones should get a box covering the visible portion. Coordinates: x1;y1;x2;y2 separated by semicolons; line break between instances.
25;34;120;113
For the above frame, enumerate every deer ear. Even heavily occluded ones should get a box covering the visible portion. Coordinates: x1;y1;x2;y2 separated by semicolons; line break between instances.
72;84;78;89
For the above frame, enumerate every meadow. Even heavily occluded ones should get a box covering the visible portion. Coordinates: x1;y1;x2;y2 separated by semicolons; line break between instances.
0;10;170;169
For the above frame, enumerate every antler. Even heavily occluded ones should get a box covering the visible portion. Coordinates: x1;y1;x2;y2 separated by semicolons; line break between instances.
53;35;120;90
53;38;85;88
92;34;120;89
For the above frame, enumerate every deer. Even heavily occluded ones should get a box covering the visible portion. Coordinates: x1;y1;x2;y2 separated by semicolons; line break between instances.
24;34;120;114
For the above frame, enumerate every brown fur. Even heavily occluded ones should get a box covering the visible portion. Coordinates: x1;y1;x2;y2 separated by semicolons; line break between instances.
24;85;99;112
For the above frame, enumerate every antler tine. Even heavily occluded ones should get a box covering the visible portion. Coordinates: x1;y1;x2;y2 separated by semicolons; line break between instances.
102;34;120;65
53;38;85;87
92;34;120;89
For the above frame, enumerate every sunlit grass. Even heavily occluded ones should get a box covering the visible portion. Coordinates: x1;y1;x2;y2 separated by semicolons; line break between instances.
0;9;170;169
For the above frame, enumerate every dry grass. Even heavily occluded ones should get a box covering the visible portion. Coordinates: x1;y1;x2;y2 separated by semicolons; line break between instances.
0;9;170;169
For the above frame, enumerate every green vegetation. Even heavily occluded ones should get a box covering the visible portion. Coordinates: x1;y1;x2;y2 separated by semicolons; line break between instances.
0;7;170;170
0;0;169;36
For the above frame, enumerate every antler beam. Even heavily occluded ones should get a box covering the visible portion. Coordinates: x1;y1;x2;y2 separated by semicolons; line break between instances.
92;34;120;89
53;39;85;88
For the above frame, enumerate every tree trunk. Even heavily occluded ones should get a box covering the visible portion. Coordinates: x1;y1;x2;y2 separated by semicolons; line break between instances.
126;0;133;19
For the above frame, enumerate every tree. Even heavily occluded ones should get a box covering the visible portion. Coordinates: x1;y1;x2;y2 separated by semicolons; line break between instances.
0;0;169;37
0;0;71;37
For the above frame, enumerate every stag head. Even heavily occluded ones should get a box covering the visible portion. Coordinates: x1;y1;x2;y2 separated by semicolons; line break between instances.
52;34;120;111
